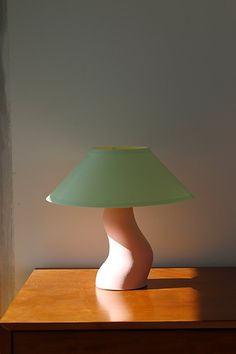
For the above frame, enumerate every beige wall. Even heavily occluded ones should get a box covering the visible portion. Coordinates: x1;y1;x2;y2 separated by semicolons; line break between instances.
6;0;236;292
0;0;14;314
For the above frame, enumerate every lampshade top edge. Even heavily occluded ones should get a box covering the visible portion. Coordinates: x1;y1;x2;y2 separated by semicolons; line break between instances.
91;146;149;153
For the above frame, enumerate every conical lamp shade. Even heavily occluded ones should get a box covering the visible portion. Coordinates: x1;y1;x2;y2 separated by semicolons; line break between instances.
47;146;192;208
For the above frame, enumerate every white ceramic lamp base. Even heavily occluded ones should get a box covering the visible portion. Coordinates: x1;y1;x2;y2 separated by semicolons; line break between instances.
96;208;153;290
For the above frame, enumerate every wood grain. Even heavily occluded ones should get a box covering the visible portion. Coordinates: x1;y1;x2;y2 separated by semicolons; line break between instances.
1;268;236;330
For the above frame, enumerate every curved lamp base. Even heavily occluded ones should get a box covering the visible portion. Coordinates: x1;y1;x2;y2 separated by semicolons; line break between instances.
96;208;153;290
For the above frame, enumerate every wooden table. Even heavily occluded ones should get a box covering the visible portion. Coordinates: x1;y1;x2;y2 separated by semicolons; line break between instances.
1;268;236;354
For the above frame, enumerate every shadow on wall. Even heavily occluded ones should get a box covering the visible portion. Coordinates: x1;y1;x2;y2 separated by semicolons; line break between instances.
0;0;14;315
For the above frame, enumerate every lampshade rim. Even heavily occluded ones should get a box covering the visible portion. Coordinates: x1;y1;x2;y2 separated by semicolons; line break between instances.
46;193;193;208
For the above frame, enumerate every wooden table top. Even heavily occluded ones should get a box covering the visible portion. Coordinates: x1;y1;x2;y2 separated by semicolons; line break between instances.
1;268;236;330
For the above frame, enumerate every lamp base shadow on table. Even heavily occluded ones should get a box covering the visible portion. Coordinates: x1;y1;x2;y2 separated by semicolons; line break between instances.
96;268;236;322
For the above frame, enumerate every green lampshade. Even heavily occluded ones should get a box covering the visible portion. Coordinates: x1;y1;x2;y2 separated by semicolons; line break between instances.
46;146;193;208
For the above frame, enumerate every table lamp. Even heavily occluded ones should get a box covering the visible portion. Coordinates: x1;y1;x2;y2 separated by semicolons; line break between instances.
46;146;192;290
